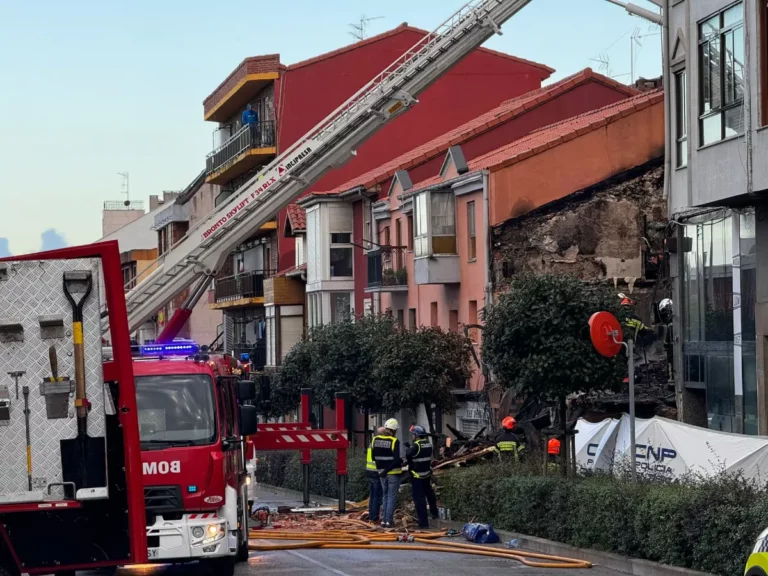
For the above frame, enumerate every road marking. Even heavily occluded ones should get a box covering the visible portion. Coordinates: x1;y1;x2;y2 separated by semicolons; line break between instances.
286;550;354;576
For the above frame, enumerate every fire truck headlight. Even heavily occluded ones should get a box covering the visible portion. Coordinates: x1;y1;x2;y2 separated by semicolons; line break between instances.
192;526;205;539
245;476;252;486
207;524;219;537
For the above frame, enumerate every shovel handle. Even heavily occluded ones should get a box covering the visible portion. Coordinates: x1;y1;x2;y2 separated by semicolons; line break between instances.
48;346;58;381
63;273;92;431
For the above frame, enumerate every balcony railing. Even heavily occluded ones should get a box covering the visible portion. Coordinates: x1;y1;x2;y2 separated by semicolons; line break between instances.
367;247;408;290
206;121;276;176
214;270;274;303
104;200;144;211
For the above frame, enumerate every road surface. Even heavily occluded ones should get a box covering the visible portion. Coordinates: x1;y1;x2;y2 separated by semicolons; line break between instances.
110;484;625;576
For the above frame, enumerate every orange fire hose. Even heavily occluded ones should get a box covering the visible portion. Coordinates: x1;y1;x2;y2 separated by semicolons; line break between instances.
248;529;592;569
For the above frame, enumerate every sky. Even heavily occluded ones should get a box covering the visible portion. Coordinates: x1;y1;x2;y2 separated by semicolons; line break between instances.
0;0;662;255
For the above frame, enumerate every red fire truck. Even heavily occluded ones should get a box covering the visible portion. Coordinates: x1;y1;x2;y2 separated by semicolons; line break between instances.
130;342;256;576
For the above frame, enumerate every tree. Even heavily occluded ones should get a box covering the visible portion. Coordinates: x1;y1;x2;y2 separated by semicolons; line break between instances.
308;315;396;411
483;274;627;402
375;326;472;435
266;339;314;419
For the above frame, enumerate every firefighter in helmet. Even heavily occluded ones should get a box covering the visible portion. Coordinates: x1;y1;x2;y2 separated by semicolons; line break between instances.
406;425;439;528
494;416;523;461
547;437;561;473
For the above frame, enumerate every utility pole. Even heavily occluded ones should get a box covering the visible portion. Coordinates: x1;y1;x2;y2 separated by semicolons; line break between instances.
348;15;384;41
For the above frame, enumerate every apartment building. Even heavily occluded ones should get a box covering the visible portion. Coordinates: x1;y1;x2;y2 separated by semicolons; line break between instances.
203;24;555;369
298;71;662;434
666;0;768;434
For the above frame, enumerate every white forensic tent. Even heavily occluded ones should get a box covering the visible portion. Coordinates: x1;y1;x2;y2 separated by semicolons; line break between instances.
575;415;768;481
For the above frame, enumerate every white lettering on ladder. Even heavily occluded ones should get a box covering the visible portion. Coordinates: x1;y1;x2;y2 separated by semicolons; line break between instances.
143;461;181;475
200;142;319;242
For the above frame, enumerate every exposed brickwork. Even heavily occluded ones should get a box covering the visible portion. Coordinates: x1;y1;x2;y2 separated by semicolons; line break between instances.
203;54;281;117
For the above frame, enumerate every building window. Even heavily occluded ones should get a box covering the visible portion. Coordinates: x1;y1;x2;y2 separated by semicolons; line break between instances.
675;70;688;167
449;310;459;332
406;214;414;250
409;308;417;330
363;200;372;250
698;3;744;146
467;201;477;260
330;233;353;277
430;302;438;327
413;190;457;257
330;293;351;324
397;309;404;327
468;300;478;342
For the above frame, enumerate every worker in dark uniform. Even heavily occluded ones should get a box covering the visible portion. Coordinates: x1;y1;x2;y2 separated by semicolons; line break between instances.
547;437;561;473
406;425;439;529
371;418;402;528
494;416;523;461
365;426;386;524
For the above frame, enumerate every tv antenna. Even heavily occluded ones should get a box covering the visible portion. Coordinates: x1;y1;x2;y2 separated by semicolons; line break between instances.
117;172;130;206
349;15;384;41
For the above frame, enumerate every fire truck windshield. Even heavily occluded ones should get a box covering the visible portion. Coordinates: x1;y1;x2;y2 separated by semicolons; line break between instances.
135;374;217;448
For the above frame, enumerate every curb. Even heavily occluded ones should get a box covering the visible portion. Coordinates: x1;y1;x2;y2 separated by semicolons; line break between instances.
255;483;340;507
436;520;715;576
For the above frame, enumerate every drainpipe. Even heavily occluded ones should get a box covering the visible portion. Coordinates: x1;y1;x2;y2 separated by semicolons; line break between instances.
482;170;492;308
744;0;754;197
661;0;671;202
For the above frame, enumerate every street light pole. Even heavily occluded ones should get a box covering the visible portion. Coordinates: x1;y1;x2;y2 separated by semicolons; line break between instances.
603;0;663;25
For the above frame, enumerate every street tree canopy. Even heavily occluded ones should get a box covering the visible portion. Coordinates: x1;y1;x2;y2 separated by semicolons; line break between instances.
482;274;627;403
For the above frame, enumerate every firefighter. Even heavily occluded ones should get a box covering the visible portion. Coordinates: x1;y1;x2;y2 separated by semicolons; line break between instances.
371;419;402;528
547;437;561;473
494;416;523;460
406;425;439;528
365;427;386;524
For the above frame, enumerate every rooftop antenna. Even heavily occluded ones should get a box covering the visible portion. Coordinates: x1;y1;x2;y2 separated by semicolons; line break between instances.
349;15;384;41
589;54;612;78
117;172;130;207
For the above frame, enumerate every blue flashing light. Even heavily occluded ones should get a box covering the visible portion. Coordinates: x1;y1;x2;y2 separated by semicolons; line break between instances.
239;353;250;362
141;341;200;357
188;485;198;493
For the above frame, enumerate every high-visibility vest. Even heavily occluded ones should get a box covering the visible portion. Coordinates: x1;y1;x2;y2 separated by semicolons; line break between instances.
410;439;433;479
365;447;378;477
371;435;401;475
495;431;522;461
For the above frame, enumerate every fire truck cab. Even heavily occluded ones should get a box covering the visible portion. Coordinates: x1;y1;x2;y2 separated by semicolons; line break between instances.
132;341;256;575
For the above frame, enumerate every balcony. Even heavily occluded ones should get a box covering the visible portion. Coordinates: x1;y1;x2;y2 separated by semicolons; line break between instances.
366;247;408;293
210;270;274;310
205;121;276;185
203;55;280;122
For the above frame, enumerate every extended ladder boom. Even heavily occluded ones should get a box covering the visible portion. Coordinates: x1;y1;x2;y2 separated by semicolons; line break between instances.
112;0;532;336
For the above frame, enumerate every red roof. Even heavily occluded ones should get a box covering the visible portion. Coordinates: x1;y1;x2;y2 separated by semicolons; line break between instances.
287;23;553;73
313;68;638;196
285;204;306;232
401;89;664;197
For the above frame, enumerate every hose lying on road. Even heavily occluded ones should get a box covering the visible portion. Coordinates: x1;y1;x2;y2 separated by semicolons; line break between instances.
248;529;593;569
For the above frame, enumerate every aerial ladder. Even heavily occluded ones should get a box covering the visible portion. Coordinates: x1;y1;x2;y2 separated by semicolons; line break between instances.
104;0;535;340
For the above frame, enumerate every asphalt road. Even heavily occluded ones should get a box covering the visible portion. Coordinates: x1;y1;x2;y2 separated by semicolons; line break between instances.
110;484;625;576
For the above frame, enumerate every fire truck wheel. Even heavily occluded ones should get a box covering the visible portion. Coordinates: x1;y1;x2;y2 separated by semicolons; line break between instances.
204;556;235;576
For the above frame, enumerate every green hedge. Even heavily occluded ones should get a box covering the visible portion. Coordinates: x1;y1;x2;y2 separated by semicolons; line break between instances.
256;449;369;503
438;462;768;576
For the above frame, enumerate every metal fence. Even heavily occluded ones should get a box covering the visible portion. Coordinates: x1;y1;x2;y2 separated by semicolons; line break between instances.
206;121;276;176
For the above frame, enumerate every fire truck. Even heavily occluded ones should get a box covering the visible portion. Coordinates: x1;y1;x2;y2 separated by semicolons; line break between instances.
131;341;256;576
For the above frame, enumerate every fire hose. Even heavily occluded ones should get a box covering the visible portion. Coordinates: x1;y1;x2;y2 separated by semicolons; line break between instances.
247;529;593;569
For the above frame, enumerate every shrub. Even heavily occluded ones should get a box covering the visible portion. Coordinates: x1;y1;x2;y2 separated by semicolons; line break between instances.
438;461;768;576
256;449;369;503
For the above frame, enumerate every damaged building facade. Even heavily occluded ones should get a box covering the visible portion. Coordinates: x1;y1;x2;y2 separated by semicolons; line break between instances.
666;0;765;435
492;160;675;419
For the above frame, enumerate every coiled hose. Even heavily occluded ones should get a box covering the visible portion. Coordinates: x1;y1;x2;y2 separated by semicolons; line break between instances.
248;528;592;569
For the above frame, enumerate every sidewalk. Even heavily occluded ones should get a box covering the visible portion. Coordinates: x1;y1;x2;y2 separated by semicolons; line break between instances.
254;483;715;576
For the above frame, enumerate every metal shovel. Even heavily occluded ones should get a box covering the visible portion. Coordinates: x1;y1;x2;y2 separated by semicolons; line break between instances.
60;271;106;495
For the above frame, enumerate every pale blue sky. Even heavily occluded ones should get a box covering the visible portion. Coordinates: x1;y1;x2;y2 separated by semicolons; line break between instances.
0;0;662;255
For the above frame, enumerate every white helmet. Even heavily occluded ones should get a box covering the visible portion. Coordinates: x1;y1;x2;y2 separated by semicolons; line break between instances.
384;418;399;431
